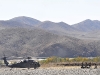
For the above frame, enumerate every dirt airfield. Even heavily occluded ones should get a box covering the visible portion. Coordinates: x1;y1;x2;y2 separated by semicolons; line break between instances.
0;66;100;75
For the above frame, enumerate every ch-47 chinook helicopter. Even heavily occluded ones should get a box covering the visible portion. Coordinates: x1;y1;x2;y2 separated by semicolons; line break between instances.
2;55;40;69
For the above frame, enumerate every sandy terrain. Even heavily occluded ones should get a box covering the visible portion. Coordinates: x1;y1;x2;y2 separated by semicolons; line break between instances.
0;66;100;75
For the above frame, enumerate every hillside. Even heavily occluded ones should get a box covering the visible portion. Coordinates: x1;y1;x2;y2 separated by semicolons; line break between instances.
0;28;80;57
72;19;100;32
10;16;41;26
0;16;100;57
0;28;100;57
0;19;33;28
0;16;80;35
37;21;78;34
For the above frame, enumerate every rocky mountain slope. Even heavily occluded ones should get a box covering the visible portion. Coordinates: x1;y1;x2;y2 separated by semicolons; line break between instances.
0;28;100;57
10;16;41;26
72;19;100;32
0;16;100;57
0;28;83;57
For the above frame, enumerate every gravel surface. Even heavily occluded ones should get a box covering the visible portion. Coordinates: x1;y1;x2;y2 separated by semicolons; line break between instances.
0;67;100;75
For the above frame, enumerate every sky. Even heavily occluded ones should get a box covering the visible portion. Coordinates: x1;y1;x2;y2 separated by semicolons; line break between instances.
0;0;100;25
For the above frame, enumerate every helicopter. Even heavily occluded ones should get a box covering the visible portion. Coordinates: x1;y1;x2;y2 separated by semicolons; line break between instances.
2;56;40;69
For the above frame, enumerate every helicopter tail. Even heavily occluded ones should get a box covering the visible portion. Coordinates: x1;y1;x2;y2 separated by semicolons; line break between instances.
2;57;9;66
2;53;9;66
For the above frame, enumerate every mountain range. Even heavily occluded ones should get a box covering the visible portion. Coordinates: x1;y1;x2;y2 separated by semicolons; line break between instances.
1;16;100;32
0;16;100;57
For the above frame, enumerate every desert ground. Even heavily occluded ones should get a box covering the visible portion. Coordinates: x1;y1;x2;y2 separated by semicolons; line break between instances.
0;66;100;75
